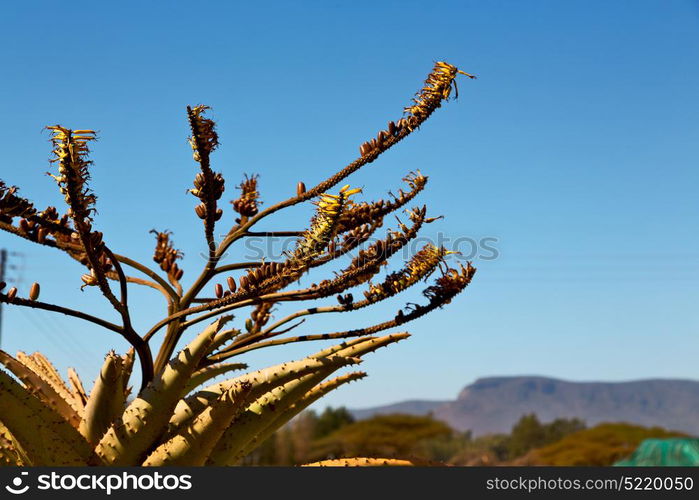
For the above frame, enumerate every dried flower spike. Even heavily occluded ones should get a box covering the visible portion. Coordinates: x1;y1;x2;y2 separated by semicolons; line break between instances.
232;174;260;218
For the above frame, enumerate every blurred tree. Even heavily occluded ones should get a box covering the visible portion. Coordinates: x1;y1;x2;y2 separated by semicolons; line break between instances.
508;413;546;458
507;414;587;459
514;423;686;466
310;414;454;462
314;407;355;439
290;411;319;464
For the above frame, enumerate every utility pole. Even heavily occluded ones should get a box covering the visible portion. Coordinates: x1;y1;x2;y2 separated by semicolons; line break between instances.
0;248;6;348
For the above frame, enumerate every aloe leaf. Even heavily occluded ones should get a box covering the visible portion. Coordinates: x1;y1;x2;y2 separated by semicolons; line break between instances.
143;381;252;466
95;318;226;466
0;421;27;466
206;359;361;466
79;352;127;445
169;355;358;433
329;332;410;359
67;368;88;409
235;371;367;460
0;368;93;465
183;362;248;395
302;458;417;466
0;350;81;428
22;352;84;419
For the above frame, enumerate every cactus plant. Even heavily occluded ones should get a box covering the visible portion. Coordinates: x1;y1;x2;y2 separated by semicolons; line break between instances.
0;62;476;466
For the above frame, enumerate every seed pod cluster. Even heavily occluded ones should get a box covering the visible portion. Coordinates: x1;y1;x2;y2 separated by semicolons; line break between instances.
339;222;381;254
363;245;448;303
37;206;72;238
238;261;290;292
79;251;114;289
346;207;426;273
231;174;260;218
0;181;36;223
16;217;45;243
311;222;379;270
69;233;112;280
310;210;426;298
423;262;476;304
336;171;427;233
358;118;411;158
250;302;273;329
191;171;225;221
393;262;476;325
336;293;353;307
150;230;184;281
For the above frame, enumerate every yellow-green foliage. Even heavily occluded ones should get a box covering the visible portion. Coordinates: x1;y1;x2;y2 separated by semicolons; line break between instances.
311;414;455;461
515;423;686;466
0;61;475;466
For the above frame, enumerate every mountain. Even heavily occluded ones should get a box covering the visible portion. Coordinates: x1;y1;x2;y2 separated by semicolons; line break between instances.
350;399;448;421
350;376;699;436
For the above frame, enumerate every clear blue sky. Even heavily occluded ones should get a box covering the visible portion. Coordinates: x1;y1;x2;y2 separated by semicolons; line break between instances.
1;1;697;409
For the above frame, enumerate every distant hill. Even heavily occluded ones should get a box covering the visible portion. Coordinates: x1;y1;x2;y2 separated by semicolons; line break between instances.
350;400;448;421
350;376;699;436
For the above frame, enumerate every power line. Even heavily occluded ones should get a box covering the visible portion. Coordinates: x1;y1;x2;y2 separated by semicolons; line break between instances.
37;310;94;361
17;309;76;360
0;248;94;379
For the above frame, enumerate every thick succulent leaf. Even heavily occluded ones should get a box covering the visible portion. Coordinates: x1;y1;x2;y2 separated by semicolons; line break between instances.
121;348;135;399
0;442;23;466
18;351;84;420
169;355;357;433
302;458;417;466
0;421;26;466
220;334;408;464
207;361;361;466
0;368;93;465
309;337;371;358
207;322;237;354
235;371;367;460
67;368;88;409
143;382;252;466
79;352;127;445
183;362;248;395
30;352;68;391
0;350;81;428
95;318;226;466
326;332;410;359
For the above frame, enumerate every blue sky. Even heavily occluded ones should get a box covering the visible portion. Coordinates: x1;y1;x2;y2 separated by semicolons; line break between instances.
0;1;697;409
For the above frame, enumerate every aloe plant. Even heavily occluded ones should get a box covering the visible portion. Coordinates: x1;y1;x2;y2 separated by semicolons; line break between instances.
0;62;475;466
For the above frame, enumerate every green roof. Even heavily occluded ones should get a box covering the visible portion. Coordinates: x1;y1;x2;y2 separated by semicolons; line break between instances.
614;438;699;466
